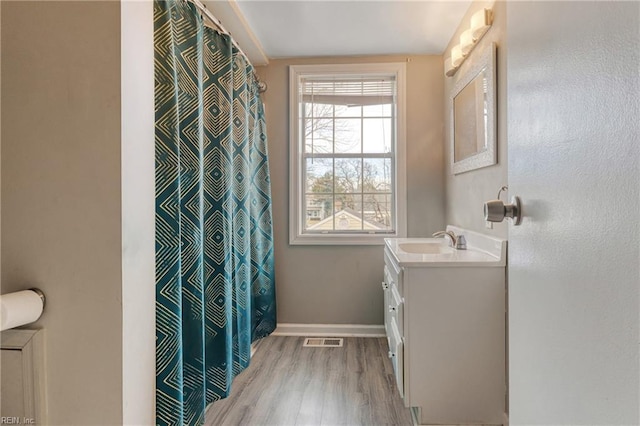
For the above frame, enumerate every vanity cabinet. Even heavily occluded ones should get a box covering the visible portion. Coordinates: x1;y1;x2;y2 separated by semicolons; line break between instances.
383;249;404;397
383;233;506;426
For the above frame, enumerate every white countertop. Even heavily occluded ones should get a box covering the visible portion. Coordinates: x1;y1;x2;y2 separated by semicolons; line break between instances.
384;235;506;268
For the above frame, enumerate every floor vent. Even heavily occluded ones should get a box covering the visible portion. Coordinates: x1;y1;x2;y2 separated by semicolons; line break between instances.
303;337;344;347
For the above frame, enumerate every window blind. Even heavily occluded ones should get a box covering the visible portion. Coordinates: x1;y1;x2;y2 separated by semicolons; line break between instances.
301;77;396;106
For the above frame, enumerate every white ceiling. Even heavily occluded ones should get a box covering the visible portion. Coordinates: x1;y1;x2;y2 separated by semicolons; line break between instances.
205;1;472;65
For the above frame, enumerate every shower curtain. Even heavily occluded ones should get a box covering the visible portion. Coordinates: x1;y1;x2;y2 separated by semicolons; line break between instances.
154;1;276;424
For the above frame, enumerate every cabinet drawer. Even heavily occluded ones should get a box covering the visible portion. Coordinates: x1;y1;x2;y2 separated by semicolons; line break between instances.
384;249;403;295
389;283;404;338
383;265;392;289
388;317;404;399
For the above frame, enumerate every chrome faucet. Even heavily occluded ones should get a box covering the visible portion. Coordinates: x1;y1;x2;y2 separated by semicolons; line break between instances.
432;230;467;250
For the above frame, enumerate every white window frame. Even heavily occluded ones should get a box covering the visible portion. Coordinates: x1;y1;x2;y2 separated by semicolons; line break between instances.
289;63;407;245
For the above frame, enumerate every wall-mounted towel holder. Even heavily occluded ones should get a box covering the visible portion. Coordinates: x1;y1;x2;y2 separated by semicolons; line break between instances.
0;288;46;331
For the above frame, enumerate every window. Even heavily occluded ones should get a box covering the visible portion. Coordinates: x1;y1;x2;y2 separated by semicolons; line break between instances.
289;63;406;245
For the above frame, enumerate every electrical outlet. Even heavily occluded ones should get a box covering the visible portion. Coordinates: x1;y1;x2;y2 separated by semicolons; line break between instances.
485;221;493;229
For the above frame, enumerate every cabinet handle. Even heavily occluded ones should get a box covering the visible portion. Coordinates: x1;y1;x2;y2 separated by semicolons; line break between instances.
381;281;389;290
389;306;396;312
388;351;395;358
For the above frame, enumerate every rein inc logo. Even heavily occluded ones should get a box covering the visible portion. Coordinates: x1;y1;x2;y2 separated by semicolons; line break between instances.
0;418;35;425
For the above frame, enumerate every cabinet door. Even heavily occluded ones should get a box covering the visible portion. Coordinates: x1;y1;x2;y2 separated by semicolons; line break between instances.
389;317;404;399
389;283;404;337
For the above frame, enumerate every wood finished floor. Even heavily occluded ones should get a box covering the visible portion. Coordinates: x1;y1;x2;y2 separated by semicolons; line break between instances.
205;336;413;426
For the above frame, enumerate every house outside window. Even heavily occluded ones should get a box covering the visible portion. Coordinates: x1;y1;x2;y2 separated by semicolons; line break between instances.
289;63;407;245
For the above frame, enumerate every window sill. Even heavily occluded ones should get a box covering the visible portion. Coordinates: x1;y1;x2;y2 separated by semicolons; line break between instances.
289;233;403;246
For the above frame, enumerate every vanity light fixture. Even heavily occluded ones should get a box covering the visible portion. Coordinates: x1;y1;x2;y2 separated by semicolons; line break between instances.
471;8;492;40
444;8;493;77
451;45;464;68
444;57;457;77
459;29;475;55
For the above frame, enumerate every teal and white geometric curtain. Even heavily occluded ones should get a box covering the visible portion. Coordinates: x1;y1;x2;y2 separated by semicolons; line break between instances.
154;1;276;424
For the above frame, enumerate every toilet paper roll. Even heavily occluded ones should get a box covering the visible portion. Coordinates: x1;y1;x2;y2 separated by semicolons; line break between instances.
0;289;45;331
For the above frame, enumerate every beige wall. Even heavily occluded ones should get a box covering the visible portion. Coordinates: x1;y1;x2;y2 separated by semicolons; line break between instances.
257;55;445;324
2;2;123;424
444;1;508;238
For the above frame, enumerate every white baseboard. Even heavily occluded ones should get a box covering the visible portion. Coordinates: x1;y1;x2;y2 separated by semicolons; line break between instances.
272;323;385;337
411;407;506;426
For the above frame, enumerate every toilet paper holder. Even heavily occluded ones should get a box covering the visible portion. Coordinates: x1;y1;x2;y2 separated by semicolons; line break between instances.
484;186;522;226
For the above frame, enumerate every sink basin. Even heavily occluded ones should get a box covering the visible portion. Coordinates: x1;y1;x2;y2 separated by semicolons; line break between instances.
385;229;506;267
398;242;453;254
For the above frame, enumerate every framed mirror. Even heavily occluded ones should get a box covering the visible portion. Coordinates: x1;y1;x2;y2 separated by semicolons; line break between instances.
451;43;497;174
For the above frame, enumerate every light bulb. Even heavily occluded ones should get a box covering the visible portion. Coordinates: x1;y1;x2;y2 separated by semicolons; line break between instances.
460;28;475;55
471;8;492;40
444;56;457;77
451;45;464;68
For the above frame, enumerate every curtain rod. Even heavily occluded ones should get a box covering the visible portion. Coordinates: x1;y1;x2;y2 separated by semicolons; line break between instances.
188;0;267;93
